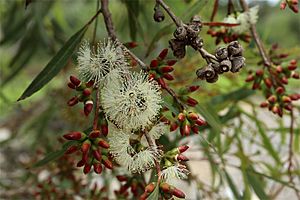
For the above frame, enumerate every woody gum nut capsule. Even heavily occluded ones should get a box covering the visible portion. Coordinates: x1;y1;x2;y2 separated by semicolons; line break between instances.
93;163;102;174
174;26;187;40
84;100;93;116
70;75;81;87
220;60;232;72
187;24;200;38
227;41;243;56
230;56;245;73
206;74;219;83
190;37;203;50
215;47;228;61
63;131;85;140
169;39;186;59
153;7;165;22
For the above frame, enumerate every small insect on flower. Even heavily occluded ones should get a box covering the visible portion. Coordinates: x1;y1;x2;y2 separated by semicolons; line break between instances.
160;164;190;182
77;39;128;85
101;71;162;131
108;126;162;173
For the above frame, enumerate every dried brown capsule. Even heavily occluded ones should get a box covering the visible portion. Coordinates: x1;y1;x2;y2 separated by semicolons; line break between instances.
190;15;202;27
206;74;219;83
227;41;243;56
169;39;186;59
153;7;165;22
190;37;203;50
211;62;223;74
215;47;228;61
196;64;216;80
219;59;232;72
174;26;187;40
187;24;200;38
230;56;246;73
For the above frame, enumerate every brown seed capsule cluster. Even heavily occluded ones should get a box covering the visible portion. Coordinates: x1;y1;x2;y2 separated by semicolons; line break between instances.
148;49;177;89
67;75;95;116
63;126;112;174
140;182;186;199
170;111;207;136
197;41;245;83
169;15;203;59
246;59;299;117
153;3;165;22
114;175;145;198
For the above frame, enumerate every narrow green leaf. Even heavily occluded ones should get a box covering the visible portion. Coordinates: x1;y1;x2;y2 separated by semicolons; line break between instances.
18;26;88;101
210;88;254;105
195;103;222;133
224;171;242;199
246;169;269;200
31;141;79;168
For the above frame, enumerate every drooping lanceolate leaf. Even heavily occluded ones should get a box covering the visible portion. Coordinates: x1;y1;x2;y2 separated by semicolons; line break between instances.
245;168;269;200
18;26;88;101
31;141;79;168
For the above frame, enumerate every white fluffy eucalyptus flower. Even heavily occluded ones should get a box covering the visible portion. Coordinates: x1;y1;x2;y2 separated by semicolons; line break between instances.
108;127;162;173
160;164;190;182
77;39;127;85
101;71;162;130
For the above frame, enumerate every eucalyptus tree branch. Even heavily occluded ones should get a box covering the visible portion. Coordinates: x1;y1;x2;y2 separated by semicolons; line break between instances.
156;0;182;27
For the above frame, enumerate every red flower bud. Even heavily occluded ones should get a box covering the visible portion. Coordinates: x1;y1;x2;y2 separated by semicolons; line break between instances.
264;78;272;88
191;125;199;134
77;159;86;167
67;96;79;106
158;48;168;60
170;122;179;132
290;93;300;101
178;113;186;122
255;69;264;76
280;1;287;9
148;73;156;80
252;82;260;90
276;65;283;73
116;175;128;182
276;87;285;94
84;100;93;116
260;102;269;108
65;145;78;154
157;78;166;89
160;66;174;73
290;59;297;65
81;141;91;155
63;131;84;140
83;163;91;174
98;139;110;149
291;72;299;79
281;76;288;84
167;59;177;66
124;42;138;49
92;149;102;161
163;73;174;81
82;88;92;96
288;65;297;71
188;85;200;92
245;75;254;82
176;154;189;161
284;104;293;111
267;95;277;104
180;124;191;136
93;162;102;174
187;112;198;121
178;145;189;153
89;130;101;139
172;188;186;198
186;97;198;107
145;183;156;193
70;75;81;87
279;53;288;58
160;182;171;193
150;59;158;68
101;124;109;136
86;80;94;88
68;82;76;89
139;193;148;200
195;118;206;126
282;96;292;103
102;158;113;170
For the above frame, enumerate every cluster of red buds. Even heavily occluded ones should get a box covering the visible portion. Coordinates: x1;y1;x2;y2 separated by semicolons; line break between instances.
280;0;298;13
63;127;112;174
177;85;200;107
114;175;145;198
207;27;251;45
148;48;177;89
170;111;207;136
197;41;245;83
67;75;95;116
33;178;69;199
140;182;185;199
162;145;190;166
246;59;299;117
